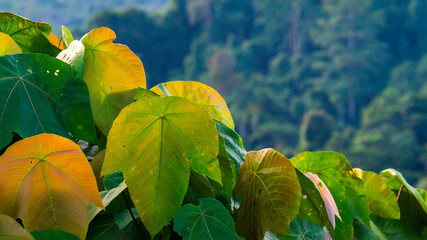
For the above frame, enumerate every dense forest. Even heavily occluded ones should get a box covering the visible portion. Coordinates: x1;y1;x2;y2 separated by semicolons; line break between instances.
4;0;427;186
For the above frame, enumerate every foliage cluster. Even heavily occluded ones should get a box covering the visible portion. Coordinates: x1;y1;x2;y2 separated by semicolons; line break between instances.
0;12;426;240
80;0;427;185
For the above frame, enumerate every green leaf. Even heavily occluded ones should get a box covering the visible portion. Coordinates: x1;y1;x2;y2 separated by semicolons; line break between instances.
103;171;125;190
215;120;247;173
234;148;301;240
290;152;370;240
0;53;97;149
114;208;139;230
80;27;146;135
295;169;335;239
353;168;400;219
101;96;221;237
173;198;242;240
370;215;424;240
0;214;34;239
0;12;60;56
281;219;329;240
30;230;79;240
353;219;388;240
61;25;74;48
134;87;160;101
214;135;237;200
380;169;427;232
88;181;127;222
152;81;235;129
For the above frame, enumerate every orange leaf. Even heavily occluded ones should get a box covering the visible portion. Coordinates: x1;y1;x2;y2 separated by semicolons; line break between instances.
0;134;104;239
48;33;64;50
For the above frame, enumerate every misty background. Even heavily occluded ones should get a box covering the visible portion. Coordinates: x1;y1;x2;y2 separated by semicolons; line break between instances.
2;0;427;186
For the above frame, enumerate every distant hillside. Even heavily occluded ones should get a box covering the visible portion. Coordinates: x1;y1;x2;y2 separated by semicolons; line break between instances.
0;0;169;33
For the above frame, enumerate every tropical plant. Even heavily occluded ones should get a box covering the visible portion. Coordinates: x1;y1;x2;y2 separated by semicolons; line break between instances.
0;12;425;240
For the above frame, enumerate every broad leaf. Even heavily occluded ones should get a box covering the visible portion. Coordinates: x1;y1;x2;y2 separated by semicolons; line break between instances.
0;134;104;239
0;32;21;56
102;96;221;237
81;27;146;135
31;230;79;240
282;219;329;240
173;198;242;240
290;152;370;240
88;181;127;222
134;87;160;101
0;214;34;239
353;219;388;240
234;148;301;240
370;215;424;240
380;169;427;232
353;168;400;219
0;12;60;56
295;169;335;239
152;81;235;129
215;120;246;172
0;53;97;149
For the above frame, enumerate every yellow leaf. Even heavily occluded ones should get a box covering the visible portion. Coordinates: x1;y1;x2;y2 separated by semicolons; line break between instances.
48;33;64;50
0;134;104;240
0;32;22;56
81;27;146;135
151;81;235;129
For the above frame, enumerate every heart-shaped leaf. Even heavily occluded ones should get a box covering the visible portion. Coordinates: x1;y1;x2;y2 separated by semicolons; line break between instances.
353;168;400;219
234;148;301;240
0;53;97;149
0;134;104;239
0;12;60;56
152;81;235;129
0;32;22;56
102;96;221;237
81;27;146;135
0;214;34;239
173;198;242;240
290;152;370;240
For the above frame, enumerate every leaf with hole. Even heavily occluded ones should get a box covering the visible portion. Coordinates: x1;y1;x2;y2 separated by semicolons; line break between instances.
0;214;34;240
0;53;97;149
0;134;104;239
81;27;146;135
234;148;301;240
101;96;221;237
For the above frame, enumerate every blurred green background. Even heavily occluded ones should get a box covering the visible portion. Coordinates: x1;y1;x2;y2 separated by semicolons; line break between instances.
2;0;426;186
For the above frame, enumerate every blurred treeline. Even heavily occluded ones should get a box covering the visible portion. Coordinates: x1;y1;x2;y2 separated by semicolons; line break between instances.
9;0;427;185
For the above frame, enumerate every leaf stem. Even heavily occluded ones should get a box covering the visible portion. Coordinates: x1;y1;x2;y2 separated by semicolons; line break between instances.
121;192;144;239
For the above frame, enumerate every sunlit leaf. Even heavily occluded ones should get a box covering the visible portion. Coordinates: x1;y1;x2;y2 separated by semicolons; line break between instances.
30;230;79;240
305;172;341;228
0;134;104;239
48;33;64;50
101;96;221;237
0;32;22;56
152;81;234;129
0;53;97;149
134;87;160;101
173;198;242;240
295;169;335;239
353;168;400;219
380;169;427;232
80;27;146;135
234;148;301;240
61;25;74;48
0;214;34;239
0;12;60;56
290;152;370;240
